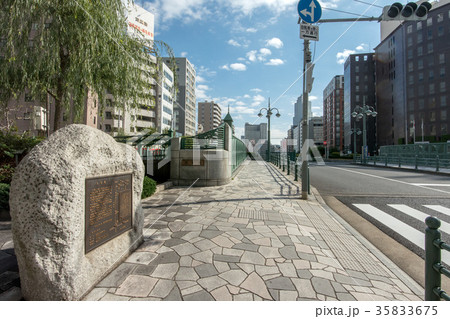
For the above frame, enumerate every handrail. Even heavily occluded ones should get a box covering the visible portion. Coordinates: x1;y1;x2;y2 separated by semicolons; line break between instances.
425;216;450;301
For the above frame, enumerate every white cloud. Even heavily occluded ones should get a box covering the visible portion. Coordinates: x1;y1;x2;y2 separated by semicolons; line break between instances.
237;57;246;61
336;49;356;64
222;63;247;71
336;43;369;64
265;59;284;66
309;96;318;101
266;37;283;49
149;0;209;23
252;94;265;107
246;28;257;33
250;88;262;93
225;0;299;15
259;48;272;56
180;52;188;57
196;84;211;100
243;94;251;98
228;39;241;47
246;50;257;62
196;75;206;83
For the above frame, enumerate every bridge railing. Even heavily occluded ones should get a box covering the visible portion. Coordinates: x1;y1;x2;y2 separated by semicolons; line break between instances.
354;155;450;172
425;216;450;301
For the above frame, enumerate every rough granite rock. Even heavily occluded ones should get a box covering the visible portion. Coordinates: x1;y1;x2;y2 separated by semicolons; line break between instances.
9;124;144;300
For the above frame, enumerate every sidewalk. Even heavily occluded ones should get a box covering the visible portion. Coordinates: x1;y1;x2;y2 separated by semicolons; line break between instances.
83;160;423;301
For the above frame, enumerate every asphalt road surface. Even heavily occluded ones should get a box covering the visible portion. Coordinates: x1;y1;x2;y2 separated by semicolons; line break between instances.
310;162;450;268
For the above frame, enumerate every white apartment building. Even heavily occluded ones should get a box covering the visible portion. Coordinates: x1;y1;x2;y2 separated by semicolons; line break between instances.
156;61;174;133
163;57;196;136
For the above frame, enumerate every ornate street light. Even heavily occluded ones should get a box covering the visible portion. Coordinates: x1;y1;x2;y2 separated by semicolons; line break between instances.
350;128;362;157
258;98;281;162
352;101;377;163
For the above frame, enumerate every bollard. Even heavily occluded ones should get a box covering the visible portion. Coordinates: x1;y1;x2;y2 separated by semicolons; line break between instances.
415;155;418;170
283;158;285;172
294;162;298;181
287;157;290;175
399;156;402;168
425;216;442;301
436;155;440;172
385;155;388;167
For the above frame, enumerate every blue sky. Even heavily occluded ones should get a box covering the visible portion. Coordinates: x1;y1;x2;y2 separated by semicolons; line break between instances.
138;0;395;143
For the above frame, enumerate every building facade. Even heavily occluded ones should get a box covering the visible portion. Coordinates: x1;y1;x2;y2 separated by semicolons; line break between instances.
198;101;222;132
344;53;377;154
323;75;345;152
164;57;196;136
156;61;174;133
310;116;324;146
375;1;450;145
244;123;268;158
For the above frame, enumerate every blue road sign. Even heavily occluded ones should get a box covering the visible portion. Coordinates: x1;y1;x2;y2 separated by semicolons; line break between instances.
298;0;322;24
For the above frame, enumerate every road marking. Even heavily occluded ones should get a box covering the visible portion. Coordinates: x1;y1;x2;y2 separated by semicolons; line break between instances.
327;166;450;195
388;204;450;234
411;184;450;187
423;205;450;217
353;204;450;265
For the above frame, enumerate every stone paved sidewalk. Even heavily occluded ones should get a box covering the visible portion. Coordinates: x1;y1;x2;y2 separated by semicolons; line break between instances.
84;160;423;301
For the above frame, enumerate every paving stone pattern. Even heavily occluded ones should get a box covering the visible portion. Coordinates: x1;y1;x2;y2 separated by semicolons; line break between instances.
84;160;423;301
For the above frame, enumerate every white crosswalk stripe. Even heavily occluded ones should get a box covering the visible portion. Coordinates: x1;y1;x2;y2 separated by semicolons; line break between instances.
353;203;450;265
388;204;450;235
423;205;450;217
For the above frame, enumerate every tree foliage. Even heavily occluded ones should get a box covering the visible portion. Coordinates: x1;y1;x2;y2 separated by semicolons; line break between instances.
0;0;167;130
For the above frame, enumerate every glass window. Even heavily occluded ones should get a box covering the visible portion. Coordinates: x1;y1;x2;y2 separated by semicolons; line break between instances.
417;33;423;43
441;96;447;107
437;13;444;23
440;82;446;93
407;37;413;47
409;75;414;85
439;54;445;64
440;67;445;77
442;110;447;121
429;83;435;94
418;72;424;82
418;59;424;70
417;46;423;56
427;30;433;40
417;21;422;30
427;43;433;54
427;17;433;26
407;25;413;34
438;26;444;37
419;99;425;110
408;62;414;72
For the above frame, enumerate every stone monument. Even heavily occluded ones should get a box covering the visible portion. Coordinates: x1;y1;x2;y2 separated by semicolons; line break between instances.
9;124;144;300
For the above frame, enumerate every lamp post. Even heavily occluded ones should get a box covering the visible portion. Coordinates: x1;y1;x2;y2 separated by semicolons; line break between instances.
258;98;281;162
350;128;362;156
351;101;377;163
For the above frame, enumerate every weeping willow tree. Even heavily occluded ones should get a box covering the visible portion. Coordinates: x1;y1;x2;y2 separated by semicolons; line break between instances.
0;0;174;131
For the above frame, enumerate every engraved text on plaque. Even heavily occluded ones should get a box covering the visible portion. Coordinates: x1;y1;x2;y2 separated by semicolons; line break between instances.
85;174;132;253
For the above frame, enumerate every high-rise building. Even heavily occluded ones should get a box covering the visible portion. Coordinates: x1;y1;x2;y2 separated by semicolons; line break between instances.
344;53;377;154
198;101;222;132
375;1;450;145
163;57;196;136
310;116;324;146
244;123;268;158
156;61;175;133
99;3;157;135
323;75;345;152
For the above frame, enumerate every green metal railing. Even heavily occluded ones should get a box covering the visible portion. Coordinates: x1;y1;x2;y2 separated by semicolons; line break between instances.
380;143;450;160
355;154;450;171
181;124;225;149
232;136;248;173
425;216;450;301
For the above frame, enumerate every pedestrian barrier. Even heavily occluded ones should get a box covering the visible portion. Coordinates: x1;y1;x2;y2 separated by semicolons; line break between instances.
425;216;450;301
354;154;450;172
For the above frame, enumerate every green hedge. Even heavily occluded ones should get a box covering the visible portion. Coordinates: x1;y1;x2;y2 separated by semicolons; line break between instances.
141;176;157;199
0;183;10;211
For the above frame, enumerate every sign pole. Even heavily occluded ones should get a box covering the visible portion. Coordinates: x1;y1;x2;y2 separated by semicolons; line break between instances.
301;39;311;200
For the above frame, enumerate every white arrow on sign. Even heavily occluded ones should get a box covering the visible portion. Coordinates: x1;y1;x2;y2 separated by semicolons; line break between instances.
301;1;316;20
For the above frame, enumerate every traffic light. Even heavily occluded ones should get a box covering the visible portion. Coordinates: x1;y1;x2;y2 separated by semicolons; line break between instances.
306;62;314;93
382;2;432;21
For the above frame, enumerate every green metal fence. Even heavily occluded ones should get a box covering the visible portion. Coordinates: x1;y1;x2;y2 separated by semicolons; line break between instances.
425;216;450;301
181;124;226;150
355;154;450;171
380;143;450;160
232;136;248;173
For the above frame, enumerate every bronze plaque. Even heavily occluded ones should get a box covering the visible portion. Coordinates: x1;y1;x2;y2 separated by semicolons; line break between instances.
181;159;205;166
85;173;132;253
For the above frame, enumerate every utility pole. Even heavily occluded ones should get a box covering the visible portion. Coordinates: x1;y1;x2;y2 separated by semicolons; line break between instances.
301;39;311;200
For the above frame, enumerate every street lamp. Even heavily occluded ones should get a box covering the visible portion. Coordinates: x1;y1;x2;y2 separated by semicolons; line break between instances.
350;128;362;157
352;102;377;163
258;98;281;162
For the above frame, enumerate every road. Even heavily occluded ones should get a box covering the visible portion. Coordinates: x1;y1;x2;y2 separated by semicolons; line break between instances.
309;162;450;278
